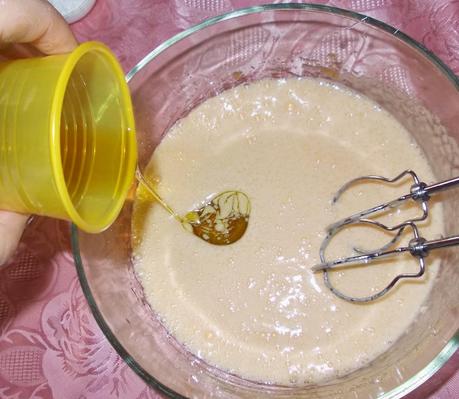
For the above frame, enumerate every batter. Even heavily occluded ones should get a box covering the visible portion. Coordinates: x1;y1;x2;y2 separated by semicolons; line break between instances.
133;78;443;385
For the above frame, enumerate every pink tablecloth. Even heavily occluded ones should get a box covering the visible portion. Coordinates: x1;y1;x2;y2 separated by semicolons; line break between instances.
0;1;458;398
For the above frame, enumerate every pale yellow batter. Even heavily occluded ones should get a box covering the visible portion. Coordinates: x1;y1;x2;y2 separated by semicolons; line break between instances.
133;78;443;385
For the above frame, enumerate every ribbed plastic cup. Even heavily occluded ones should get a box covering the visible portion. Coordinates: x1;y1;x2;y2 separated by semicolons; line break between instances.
0;41;137;233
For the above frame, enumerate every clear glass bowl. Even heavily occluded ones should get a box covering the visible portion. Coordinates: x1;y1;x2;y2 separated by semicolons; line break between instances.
72;4;459;398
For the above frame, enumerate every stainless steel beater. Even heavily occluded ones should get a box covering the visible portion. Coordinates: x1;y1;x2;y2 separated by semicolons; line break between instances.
312;170;459;303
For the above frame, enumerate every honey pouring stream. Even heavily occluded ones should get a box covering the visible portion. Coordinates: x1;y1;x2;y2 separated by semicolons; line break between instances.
135;169;250;245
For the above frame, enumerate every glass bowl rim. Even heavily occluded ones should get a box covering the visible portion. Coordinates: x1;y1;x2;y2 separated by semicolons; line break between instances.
72;3;459;398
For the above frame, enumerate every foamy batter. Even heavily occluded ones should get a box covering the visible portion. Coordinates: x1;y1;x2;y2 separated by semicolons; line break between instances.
133;79;443;385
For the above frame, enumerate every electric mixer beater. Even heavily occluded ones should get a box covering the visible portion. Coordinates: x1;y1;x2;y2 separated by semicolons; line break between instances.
313;170;459;303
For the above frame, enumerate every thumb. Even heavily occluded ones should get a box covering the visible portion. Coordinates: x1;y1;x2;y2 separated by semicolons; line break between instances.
0;211;29;267
0;0;78;55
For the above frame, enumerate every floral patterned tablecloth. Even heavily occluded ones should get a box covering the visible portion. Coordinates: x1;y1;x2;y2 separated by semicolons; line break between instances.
0;1;458;398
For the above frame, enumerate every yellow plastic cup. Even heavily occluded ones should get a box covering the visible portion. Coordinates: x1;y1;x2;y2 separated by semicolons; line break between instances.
0;41;137;233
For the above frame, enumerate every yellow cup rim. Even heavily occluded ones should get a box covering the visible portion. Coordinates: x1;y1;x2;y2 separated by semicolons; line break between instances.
49;41;137;233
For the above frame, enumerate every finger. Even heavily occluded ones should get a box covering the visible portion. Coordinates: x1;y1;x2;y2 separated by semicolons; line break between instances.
0;0;78;55
0;211;28;267
0;43;42;60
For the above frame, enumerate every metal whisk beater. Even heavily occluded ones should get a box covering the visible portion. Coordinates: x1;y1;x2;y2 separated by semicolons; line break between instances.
312;170;459;303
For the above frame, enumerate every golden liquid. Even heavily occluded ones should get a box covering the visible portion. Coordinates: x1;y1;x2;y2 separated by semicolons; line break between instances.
135;169;250;245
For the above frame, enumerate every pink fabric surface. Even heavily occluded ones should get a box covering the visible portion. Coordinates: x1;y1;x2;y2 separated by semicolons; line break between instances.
0;1;458;398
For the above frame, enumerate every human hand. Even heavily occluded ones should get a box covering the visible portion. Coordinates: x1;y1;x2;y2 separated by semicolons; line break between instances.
0;0;78;266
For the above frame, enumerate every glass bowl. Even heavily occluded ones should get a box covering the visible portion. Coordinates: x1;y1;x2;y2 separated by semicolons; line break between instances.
72;3;459;398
